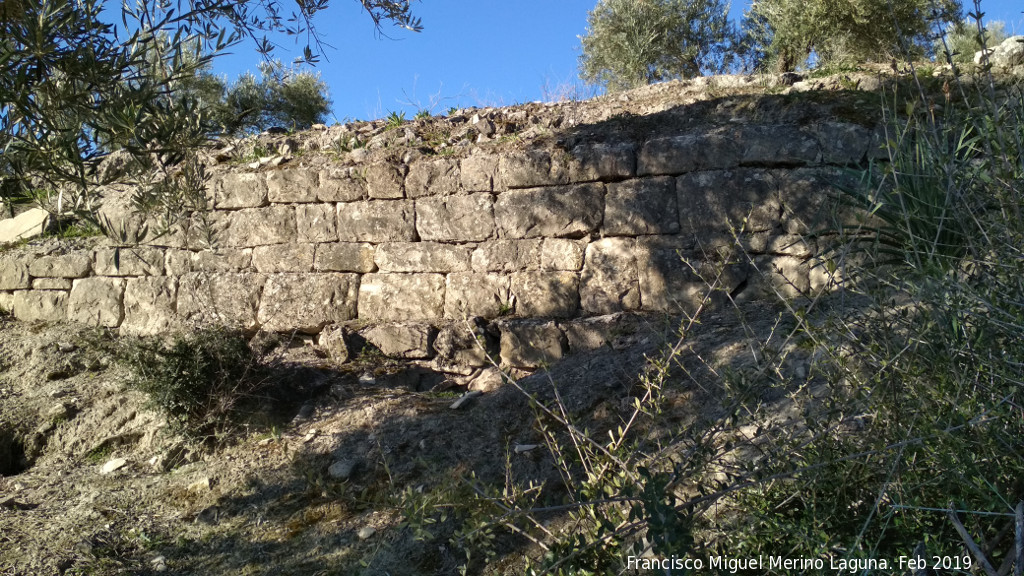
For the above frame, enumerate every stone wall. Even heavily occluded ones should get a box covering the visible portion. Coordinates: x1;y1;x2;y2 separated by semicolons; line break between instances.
0;116;877;369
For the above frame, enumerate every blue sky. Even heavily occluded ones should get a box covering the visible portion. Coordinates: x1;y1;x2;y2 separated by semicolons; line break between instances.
207;0;1024;123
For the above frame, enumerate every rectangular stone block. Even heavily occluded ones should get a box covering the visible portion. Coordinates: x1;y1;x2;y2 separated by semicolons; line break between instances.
635;236;703;313
497;320;566;369
510;271;579;318
32;278;72;290
580;237;640;314
258;273;359;332
314;243;377;273
177;272;265;331
29;253;92;278
191;249;253;272
122;277;179;336
358;273;445;321
471;239;541;272
68;277;126;327
296;203;338;243
93;247;165;276
540;238;586;271
444;273;511;320
222;206;296;247
676;169;781;237
375;242;470;273
364;162;406;199
814;123;872;165
268;168;319;203
774;167;860;234
416;194;494;242
0;255;30;289
495;183;603;239
460;154;498;192
213;172;269;209
336;200;416;242
13;290;68;322
0;291;13;313
318;168;366;202
360;323;436;359
740;125;820;166
0;207;48;244
252;244;315;272
497;149;567;189
406;158;460;198
566;142;637;182
638;132;742;176
604;177;680;235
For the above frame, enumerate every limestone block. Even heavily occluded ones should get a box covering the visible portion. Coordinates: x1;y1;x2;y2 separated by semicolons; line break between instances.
318;168;365;202
191;249;253;272
358;273;445;321
29;253;92;278
361;323;436;359
364;162;407;199
0;291;13;313
494;183;604;239
460;153;498;192
314;243;377;273
258;273;359;332
676;169;781;237
32;278;72;290
93;247;165;276
540;238;587;271
221;206;296;247
68;277;126;327
416;194;494;242
580;237;641;314
0;208;48;244
634;236;703;312
432;321;498;368
471;239;541;272
213;172;269;208
637;132;742;176
510;271;579;318
122;277;178;336
561;313;651;353
375;242;470;273
267;168;318;203
318;325;352;363
743;233;816;258
252;243;315;272
497;149;567;189
0;256;30;290
13;290;68;322
296;203;338;243
604;177;680;235
740;125;820;166
497;320;566;369
444;273;511;319
336;200;416;242
760;255;810;298
406;158;460;198
814;122;872;165
164;250;192;275
775;168;861;234
566;142;637;182
177;272;265;330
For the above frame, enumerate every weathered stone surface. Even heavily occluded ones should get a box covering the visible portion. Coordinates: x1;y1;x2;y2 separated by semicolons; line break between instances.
406;158;460;197
32;278;72;290
29;254;92;278
318;168;365;202
252;244;315;272
510;271;579;317
638;132;742;176
604;177;679;235
177;272;264;330
744;233;816;258
267;168;318;203
0;256;30;290
775;168;859;234
258;273;359;332
740;125;820;166
432;320;498;369
213;172;269;208
358;273;445;321
494;183;604;239
634;236;703;312
814;123;872;165
296;204;338;243
122;277;178;336
13;290;68;322
580;237;640;314
676;169;780;237
445;273;511;319
561;314;652;353
188;249;253;273
0;208;48;244
93;247;165;276
497;320;566;369
567;142;637;182
0;291;13;313
540;238;587;271
318;325;352;363
497;149;567;189
336;200;416;242
361;323;436;359
364;162;406;199
471;239;541;272
68;278;125;327
375;242;470;273
314;243;377;273
460;153;498;192
416;194;494;242
976;35;1024;67
222;206;296;247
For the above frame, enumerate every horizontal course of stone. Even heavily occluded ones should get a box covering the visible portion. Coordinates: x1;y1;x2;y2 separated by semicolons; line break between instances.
0;121;874;366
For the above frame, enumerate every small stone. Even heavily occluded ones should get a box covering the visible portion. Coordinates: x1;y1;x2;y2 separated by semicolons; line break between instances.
514;444;539;453
358;371;375;386
357;526;376;540
47;403;70;420
100;458;127;475
150;555;168;572
57;342;76;353
450;390;483;410
302;429;318;443
327;460;356;480
188;477;211;493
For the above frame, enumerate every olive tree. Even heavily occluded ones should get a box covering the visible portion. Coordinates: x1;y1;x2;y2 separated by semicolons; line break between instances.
579;0;737;92
213;61;332;135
